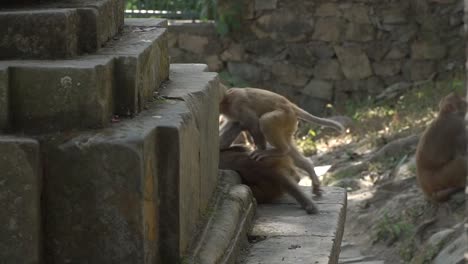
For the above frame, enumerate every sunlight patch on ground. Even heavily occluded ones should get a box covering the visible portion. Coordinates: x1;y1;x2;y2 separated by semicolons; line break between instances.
347;190;374;201
299;165;332;186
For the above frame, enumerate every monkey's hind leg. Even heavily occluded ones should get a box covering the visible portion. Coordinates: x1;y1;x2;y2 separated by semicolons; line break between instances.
250;110;295;161
432;187;465;202
428;157;466;202
276;170;318;214
289;145;323;197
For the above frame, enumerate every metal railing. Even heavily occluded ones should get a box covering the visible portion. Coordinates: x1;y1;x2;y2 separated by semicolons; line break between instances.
125;0;214;20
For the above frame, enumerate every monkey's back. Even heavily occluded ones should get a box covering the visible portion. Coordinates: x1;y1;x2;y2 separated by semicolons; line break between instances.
224;87;297;117
416;113;466;170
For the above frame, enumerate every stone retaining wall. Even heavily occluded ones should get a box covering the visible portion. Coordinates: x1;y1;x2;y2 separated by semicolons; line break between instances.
168;0;464;113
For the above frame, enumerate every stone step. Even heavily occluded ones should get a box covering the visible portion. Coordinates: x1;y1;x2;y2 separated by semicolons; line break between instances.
184;170;256;264
0;18;169;133
239;186;347;264
98;18;169;116
0;0;125;59
0;66;8;131
0;136;41;264
38;64;220;264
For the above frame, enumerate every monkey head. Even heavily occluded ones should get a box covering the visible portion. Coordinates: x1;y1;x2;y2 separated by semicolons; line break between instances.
438;92;467;116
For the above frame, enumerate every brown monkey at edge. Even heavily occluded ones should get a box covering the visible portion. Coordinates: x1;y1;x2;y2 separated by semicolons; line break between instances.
219;86;345;196
415;92;467;202
220;145;318;214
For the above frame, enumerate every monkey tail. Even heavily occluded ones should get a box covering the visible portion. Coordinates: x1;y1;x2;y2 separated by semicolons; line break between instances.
293;105;345;133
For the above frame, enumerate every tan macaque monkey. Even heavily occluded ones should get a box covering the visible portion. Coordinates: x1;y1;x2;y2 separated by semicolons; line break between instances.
415;92;467;202
220;145;318;214
219;86;345;196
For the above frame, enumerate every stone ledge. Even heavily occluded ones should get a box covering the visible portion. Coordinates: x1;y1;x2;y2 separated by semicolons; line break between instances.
0;18;170;133
5;56;115;133
0;0;125;59
0;136;41;264
185;170;256;264
38;64;219;264
241;186;347;264
0;66;9;131
99;18;169;115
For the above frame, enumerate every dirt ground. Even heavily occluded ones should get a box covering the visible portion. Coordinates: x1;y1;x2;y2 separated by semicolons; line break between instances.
294;73;467;263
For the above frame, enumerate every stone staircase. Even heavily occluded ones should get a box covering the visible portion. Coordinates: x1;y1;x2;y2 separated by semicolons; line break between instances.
0;1;346;263
0;1;238;263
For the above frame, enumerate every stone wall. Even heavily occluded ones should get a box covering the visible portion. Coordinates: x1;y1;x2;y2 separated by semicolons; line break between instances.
168;0;464;113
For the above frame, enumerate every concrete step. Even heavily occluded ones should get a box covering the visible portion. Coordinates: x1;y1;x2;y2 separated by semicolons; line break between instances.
37;64;220;264
0;18;169;133
0;136;41;264
0;0;125;59
238;186;347;264
185;170;256;264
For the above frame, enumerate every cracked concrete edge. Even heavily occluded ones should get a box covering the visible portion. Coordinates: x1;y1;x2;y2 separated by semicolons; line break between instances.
185;170;256;264
329;190;347;264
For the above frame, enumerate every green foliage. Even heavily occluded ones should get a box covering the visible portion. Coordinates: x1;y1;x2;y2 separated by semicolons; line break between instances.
296;130;318;156
410;244;438;264
342;73;465;142
374;213;414;246
215;2;242;36
218;70;249;87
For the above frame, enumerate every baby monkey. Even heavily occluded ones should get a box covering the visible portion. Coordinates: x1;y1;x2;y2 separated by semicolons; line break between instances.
219;86;345;196
415;92;467;202
220;145;318;214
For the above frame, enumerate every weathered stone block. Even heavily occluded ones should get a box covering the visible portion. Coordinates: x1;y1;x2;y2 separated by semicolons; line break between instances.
0;66;8;131
345;23;375;42
255;0;277;11
312;17;344;42
178;34;209;54
272;62;311;87
385;46;409;60
205;55;223;71
228;62;262;83
411;41;447;60
0;9;80;59
403;60;436;81
382;7;407;24
391;24;418;43
366;41;391;62
284;44;317;67
0;0;125;59
42;64;219;264
342;4;371;24
315;3;341;17
309;41;336;59
43;128;160;264
159;64;220;216
373;61;402;77
334;46;373;80
99;18;169;116
257;11;311;41
302;79;334;100
313;59;344;80
6;57;114;133
0;136;41;264
72;0;125;52
221;43;245;62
